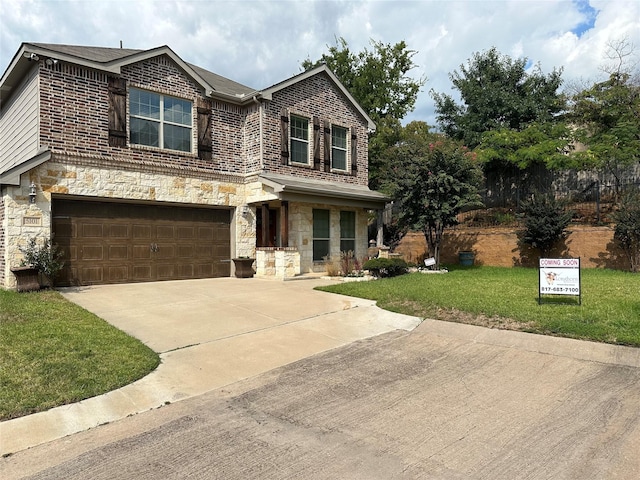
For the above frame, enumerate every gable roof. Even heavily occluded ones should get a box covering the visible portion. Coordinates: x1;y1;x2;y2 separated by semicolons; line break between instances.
1;43;374;130
261;65;376;131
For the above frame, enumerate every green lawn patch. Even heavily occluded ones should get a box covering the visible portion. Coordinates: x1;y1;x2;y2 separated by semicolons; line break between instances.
318;266;640;347
0;289;160;420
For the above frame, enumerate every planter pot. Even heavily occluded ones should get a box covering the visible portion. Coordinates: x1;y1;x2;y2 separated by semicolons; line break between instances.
11;266;41;292
232;258;255;278
458;251;475;266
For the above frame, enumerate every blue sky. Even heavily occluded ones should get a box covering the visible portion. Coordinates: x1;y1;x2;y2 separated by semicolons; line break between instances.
1;0;638;126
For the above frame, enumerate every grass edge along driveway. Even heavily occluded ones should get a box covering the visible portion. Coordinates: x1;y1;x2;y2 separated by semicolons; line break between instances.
318;266;640;347
1;289;159;421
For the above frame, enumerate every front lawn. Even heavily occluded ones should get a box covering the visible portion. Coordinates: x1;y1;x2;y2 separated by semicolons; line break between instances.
318;266;640;346
0;289;160;420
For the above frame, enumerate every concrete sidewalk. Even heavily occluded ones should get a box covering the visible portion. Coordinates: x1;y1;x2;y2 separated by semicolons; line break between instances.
0;277;422;456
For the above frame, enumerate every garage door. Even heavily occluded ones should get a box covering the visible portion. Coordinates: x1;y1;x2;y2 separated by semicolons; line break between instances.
53;199;231;286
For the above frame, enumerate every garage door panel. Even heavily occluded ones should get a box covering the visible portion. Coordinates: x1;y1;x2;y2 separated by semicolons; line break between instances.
109;224;130;238
108;245;129;260
53;199;231;286
108;266;128;282
178;245;194;258
81;223;103;237
133;244;151;260
156;225;174;238
133;224;152;239
132;265;153;281
82;245;104;260
81;266;103;283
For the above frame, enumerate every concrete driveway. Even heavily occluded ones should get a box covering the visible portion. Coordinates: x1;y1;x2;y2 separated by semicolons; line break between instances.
0;277;420;456
2;277;640;479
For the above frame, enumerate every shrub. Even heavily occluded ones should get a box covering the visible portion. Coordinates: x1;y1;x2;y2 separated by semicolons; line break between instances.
518;194;573;256
363;257;408;278
612;191;640;273
20;238;65;286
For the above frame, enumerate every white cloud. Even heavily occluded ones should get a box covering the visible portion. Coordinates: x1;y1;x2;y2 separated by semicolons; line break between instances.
1;0;639;127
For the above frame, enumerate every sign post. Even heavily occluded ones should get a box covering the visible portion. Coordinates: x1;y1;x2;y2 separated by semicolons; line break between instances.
538;258;581;305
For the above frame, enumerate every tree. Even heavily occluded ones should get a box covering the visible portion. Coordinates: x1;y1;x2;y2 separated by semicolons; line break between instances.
302;37;426;189
569;72;640;191
430;47;566;151
393;132;483;269
518;194;573;257
612;190;640;273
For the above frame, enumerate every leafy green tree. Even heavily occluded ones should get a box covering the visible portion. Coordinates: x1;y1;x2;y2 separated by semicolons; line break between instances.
431;47;565;150
569;72;640;191
393;133;484;268
302;37;426;189
612;190;640;273
518;194;573;256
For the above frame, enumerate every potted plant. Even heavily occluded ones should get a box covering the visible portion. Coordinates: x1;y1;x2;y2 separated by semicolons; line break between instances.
13;238;65;290
232;257;255;278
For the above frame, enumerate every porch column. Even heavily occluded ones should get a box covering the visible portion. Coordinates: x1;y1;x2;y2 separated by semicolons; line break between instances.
377;209;384;247
261;204;269;247
280;201;289;247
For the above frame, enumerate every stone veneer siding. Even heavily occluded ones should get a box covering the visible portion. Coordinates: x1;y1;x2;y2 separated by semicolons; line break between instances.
288;202;368;273
1;155;256;289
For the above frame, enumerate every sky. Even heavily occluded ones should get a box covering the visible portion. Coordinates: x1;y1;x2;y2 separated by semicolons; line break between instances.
1;0;639;126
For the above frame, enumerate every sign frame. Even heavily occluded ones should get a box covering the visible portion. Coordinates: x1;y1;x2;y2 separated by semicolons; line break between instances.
538;257;581;305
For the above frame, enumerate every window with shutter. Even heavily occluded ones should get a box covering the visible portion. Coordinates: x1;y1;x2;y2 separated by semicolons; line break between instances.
129;88;193;153
331;125;348;171
313;116;321;170
290;115;310;165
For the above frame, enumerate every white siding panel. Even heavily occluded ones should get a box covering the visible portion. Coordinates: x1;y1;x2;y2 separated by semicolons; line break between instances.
0;66;39;174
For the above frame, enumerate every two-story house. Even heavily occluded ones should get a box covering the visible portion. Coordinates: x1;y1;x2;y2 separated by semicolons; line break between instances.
0;43;387;289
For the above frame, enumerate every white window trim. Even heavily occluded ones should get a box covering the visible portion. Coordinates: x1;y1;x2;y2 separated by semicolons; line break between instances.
129;87;194;154
290;113;311;166
330;123;350;172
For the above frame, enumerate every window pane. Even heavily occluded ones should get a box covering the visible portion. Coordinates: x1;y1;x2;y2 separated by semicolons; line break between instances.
291;139;308;164
340;240;355;253
164;97;192;126
340;211;355;239
163;124;191;152
130;117;159;147
332;149;346;170
130;89;160;119
313;209;330;238
313;240;330;261
291;116;308;140
332;126;348;170
332;126;347;148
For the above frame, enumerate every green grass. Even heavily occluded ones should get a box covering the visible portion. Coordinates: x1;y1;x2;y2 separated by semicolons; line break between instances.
318;266;640;346
0;289;160;420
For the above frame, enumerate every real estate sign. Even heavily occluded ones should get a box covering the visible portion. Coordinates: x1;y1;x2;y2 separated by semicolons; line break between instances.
539;258;581;304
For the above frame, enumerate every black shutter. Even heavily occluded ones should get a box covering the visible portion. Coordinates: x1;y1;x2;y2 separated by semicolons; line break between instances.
197;98;213;160
351;127;358;176
323;125;331;172
108;77;127;147
313;116;321;170
280;108;289;165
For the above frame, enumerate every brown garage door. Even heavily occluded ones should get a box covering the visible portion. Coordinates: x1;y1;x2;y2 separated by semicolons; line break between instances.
53;199;231;286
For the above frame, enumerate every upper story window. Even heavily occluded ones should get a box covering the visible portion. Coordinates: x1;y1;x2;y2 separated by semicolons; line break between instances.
129;88;193;153
290;115;310;165
331;125;348;171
